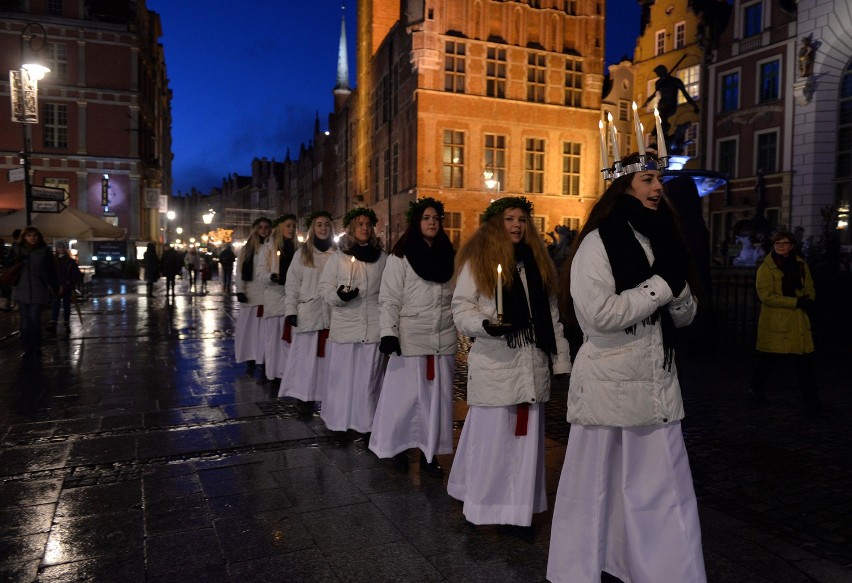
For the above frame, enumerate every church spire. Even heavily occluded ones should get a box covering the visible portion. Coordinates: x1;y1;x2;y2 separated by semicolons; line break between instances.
334;4;350;93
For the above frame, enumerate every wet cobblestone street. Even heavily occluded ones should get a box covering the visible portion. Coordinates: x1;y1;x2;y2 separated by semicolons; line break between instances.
1;278;850;582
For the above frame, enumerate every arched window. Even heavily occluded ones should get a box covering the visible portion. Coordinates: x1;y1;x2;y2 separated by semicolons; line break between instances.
836;59;852;243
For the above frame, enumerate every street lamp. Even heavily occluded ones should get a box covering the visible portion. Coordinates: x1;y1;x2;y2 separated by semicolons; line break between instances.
484;169;501;197
13;22;51;226
165;210;176;244
202;209;215;225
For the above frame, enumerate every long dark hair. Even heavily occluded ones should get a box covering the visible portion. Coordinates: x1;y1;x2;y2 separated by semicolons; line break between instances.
391;204;451;258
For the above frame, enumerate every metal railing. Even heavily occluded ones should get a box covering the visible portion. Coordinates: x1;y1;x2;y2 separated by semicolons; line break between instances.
708;266;760;351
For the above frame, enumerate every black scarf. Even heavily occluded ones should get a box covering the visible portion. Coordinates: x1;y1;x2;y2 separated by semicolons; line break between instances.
240;236;266;282
314;237;331;253
404;234;455;283
347;243;382;263
276;239;296;285
598;195;677;370
772;252;804;297
500;242;557;355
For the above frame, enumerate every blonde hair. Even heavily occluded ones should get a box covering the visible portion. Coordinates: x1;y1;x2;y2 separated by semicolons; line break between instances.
267;219;299;272
339;221;383;253
455;208;557;297
301;216;337;268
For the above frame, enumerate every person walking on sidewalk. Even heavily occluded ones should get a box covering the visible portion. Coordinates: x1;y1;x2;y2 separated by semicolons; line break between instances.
48;241;81;336
547;153;705;583
261;214;298;385
369;198;457;478
10;227;58;360
142;242;160;297
449;196;571;541
218;243;236;295
318;207;387;437
235;217;272;378
749;231;822;408
161;244;183;298
280;211;337;415
185;247;201;292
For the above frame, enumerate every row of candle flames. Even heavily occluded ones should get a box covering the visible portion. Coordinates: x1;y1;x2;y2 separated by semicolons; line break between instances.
599;102;669;180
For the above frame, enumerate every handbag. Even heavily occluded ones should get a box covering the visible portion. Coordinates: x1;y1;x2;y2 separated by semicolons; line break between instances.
0;261;23;287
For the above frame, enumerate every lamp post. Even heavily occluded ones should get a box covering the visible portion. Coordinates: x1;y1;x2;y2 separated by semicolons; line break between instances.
484;169;501;199
13;22;51;227
166;210;176;244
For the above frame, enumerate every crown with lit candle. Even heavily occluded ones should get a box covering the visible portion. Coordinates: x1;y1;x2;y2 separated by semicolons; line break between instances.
599;102;669;180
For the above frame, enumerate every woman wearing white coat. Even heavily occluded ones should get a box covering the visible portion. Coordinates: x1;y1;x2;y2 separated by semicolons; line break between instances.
261;214;298;383
280;211;337;414
235;217;272;377
449;196;571;541
547;153;705;583
317;207;387;435
369;198;456;478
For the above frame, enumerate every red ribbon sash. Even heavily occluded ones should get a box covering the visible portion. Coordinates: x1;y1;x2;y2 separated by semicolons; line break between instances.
317;329;330;357
515;403;530;436
282;320;292;343
426;355;435;381
256;305;264;317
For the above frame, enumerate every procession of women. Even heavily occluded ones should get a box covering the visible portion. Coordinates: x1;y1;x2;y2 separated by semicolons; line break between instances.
230;149;709;582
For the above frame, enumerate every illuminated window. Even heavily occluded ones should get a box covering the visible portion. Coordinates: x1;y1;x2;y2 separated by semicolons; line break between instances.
677;65;700;103
43;103;68;148
674;22;686;49
46;43;67;82
564;58;583;107
525;138;545;194
562;217;580;231
484;134;506;188
487;47;507;98
444;212;462;248
527;53;546;103
562;142;581;196
442;130;465;188
445;41;466;93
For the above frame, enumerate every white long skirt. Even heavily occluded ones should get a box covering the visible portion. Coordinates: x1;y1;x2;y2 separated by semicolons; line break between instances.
234;305;265;364
447;403;546;527
368;354;455;461
319;341;385;433
547;422;706;583
278;330;329;401
263;315;290;380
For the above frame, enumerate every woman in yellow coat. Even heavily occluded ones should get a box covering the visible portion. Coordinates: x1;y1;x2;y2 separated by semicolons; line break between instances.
749;231;820;405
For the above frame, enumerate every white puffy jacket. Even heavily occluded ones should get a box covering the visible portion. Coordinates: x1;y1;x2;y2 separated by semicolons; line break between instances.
284;246;335;332
566;228;697;427
452;261;571;407
235;242;272;306
261;241;293;318
318;249;387;344
379;255;457;356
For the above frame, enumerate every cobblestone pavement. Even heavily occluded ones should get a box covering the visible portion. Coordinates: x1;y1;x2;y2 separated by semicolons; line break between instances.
1;278;850;582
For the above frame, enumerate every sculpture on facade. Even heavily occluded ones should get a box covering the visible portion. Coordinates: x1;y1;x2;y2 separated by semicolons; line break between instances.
798;35;816;78
642;64;700;141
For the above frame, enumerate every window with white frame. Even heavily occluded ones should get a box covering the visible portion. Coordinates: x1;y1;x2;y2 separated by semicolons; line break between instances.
618;100;629;121
758;59;780;102
562;142;581;196
677;65;700;103
685;122;699;157
531;216;546;234
524;138;545;194
655;30;666;56
721;72;740;112
442;130;465;188
743;1;762;38
562;217;580;231
444;41;466;93
43;103;68;148
44;177;69;195
755;130;778;174
674;22;686;49
46;43;67;82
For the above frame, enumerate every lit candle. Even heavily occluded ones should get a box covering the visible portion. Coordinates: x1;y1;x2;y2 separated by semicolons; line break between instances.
598;120;609;171
496;264;503;317
347;255;355;288
632;102;645;155
654;108;667;159
607;112;620;162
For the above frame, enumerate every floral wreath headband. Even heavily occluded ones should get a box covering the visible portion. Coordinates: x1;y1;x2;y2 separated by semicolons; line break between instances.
252;216;272;228
405;197;445;223
600;104;669;181
342;207;378;228
271;214;297;228
481;196;534;224
305;210;333;226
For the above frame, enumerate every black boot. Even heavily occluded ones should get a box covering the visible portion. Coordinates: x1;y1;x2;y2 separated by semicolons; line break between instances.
392;451;409;473
419;451;444;478
46;321;57;337
246;360;256;376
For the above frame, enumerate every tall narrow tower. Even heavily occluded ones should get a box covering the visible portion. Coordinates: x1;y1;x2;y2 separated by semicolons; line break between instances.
333;5;351;110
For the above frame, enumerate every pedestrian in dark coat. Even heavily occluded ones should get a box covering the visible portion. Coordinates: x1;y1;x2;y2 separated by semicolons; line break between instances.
48;241;81;335
218;244;236;294
11;227;58;359
161;245;183;297
143;243;160;297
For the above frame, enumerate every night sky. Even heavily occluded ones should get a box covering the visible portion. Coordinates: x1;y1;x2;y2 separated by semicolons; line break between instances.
148;0;640;197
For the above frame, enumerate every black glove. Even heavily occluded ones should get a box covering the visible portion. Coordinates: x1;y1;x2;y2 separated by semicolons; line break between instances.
796;296;815;314
379;335;402;356
337;285;359;302
651;237;688;298
482;319;513;337
285;314;298;327
270;273;280;283
554;373;569;380
236;292;248;303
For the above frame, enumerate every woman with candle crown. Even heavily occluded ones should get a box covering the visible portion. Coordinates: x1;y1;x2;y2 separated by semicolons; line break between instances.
318;207;387;438
369;197;457;478
547;152;705;582
235;216;273;378
449;196;571;541
280;210;337;416
260;214;299;386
